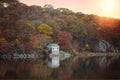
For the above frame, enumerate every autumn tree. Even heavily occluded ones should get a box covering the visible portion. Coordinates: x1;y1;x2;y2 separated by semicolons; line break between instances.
0;38;10;54
65;15;76;26
37;23;53;35
31;34;53;49
43;4;55;16
58;31;73;50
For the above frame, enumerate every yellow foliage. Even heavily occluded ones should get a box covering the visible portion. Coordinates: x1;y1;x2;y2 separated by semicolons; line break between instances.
37;23;53;35
71;49;79;56
15;39;20;45
85;44;89;50
35;45;43;49
44;14;49;19
72;56;79;62
27;21;36;28
0;37;6;43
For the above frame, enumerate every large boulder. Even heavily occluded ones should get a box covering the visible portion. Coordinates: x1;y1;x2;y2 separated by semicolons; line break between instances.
95;40;118;52
98;40;110;52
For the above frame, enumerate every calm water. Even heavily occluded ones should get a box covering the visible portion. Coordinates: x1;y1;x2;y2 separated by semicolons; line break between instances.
0;54;120;80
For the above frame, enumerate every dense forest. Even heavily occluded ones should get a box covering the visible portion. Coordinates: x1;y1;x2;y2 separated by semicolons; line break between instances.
0;0;120;54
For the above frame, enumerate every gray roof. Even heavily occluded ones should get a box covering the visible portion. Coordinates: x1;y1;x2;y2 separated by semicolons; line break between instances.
47;43;59;47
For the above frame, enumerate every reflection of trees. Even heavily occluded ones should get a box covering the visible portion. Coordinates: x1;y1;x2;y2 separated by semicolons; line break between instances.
0;59;53;79
31;63;53;79
50;69;59;79
71;57;100;79
71;56;120;79
57;59;72;80
106;57;120;79
98;56;119;68
98;56;120;79
0;56;119;79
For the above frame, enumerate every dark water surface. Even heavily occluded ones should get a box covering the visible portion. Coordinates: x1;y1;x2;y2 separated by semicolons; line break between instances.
0;55;120;80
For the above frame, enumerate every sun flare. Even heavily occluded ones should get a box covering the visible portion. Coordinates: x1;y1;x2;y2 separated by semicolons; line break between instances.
101;0;115;10
99;0;119;18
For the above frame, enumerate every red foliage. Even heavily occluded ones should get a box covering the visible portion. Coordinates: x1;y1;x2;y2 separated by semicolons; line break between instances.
72;61;80;69
23;42;34;53
64;18;75;25
0;29;12;38
31;34;51;47
0;43;10;54
7;16;16;23
31;34;50;43
58;31;72;50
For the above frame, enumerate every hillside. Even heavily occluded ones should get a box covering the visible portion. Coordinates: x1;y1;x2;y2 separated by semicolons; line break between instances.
0;0;120;54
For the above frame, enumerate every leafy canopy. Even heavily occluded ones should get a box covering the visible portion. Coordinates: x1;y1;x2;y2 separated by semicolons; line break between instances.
37;23;53;35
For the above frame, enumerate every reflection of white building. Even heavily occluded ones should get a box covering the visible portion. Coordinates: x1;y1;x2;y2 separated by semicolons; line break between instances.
47;43;59;55
47;56;60;68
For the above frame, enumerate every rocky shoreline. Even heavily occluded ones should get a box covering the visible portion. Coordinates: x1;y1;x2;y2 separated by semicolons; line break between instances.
79;52;120;57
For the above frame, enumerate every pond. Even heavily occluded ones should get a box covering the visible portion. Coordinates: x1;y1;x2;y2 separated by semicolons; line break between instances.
0;54;120;80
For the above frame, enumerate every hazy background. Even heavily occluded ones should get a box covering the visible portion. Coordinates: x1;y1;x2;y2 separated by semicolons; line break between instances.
19;0;120;19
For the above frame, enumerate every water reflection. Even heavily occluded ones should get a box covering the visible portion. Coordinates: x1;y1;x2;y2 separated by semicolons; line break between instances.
47;56;60;68
99;56;108;68
71;56;120;79
0;53;120;80
47;51;72;68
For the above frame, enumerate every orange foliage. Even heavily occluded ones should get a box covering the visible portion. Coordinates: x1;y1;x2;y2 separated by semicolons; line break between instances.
58;31;72;50
31;34;52;48
0;37;7;43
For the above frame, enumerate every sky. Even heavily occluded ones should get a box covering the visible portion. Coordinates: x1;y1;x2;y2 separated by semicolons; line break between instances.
19;0;120;19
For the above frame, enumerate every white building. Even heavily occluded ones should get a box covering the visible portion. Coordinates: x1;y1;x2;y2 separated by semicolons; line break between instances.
47;56;60;68
47;43;59;55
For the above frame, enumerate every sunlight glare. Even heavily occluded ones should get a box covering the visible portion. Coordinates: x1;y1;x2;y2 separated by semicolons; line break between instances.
99;0;119;18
